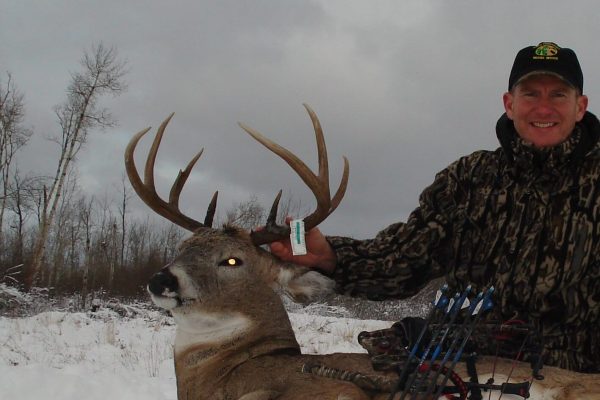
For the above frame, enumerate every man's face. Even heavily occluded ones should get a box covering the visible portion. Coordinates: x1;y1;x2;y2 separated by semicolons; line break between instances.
503;74;588;148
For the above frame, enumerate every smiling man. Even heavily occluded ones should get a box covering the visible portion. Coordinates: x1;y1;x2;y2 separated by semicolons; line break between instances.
268;42;600;372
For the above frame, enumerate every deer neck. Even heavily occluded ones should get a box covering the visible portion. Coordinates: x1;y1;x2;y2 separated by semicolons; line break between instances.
172;283;300;398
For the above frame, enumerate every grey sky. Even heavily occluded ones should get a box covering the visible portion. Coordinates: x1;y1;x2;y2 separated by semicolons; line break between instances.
2;1;600;238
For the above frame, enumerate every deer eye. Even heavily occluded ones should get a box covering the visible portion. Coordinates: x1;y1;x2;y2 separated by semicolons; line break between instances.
218;257;243;267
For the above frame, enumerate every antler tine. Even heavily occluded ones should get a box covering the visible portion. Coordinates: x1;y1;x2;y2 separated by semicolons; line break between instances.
204;191;218;227
169;149;219;228
330;156;349;211
124;113;209;232
302;104;349;218
143;113;173;191
169;148;204;206
239;105;349;246
303;103;330;200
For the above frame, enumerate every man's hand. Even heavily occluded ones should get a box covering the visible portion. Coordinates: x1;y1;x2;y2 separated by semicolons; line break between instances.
266;217;337;274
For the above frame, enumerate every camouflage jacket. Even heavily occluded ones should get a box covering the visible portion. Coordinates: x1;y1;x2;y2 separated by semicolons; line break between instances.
327;111;600;372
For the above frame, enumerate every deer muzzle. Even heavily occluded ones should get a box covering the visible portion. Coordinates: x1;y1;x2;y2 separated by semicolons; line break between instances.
148;268;183;310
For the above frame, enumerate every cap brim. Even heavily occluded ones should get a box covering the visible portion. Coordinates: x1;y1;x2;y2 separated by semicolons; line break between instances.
513;70;576;89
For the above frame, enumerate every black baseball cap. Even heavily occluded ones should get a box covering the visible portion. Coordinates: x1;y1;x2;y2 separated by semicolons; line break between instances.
508;42;583;93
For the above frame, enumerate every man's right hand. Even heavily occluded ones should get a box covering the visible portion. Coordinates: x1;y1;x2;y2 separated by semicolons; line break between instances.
267;217;337;274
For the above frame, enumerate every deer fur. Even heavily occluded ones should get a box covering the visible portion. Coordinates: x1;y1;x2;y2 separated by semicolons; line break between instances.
149;227;396;399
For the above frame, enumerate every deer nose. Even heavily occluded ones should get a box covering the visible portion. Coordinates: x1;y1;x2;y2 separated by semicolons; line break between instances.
148;268;179;296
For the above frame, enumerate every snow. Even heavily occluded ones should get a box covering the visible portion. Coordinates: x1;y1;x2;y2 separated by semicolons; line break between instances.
0;304;391;400
1;310;176;399
0;287;561;400
2;281;550;400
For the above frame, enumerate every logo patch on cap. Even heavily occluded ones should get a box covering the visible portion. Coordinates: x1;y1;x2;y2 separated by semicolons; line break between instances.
533;42;560;60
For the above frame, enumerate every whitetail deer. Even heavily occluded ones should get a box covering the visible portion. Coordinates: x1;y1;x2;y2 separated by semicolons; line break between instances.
125;105;600;399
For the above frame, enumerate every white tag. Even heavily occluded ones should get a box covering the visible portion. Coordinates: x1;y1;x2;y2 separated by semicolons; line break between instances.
290;219;307;256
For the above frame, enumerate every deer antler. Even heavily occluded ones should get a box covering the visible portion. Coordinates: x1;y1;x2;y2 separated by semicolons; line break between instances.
125;105;348;243
124;113;217;232
239;103;349;246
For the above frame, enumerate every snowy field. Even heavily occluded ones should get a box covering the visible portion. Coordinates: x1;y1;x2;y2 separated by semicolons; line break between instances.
0;297;392;400
0;285;559;400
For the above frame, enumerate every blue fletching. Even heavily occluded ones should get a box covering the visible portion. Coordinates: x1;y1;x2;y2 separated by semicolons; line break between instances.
483;286;495;311
431;344;442;360
482;298;494;312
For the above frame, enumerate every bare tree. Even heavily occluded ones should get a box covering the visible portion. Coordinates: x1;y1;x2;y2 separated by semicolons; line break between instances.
223;195;265;230
0;73;32;253
47;170;80;288
222;191;308;231
117;174;131;267
94;194;119;291
6;170;29;265
26;43;127;288
80;196;95;307
6;172;46;267
159;222;185;265
276;190;308;225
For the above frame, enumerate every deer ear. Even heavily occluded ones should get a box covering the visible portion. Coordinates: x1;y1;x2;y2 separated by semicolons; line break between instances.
276;265;335;303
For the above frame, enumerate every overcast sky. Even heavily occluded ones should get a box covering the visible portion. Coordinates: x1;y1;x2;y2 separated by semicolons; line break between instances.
2;1;600;239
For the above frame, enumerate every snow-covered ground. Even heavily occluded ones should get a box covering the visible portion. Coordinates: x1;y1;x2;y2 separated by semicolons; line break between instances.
0;285;557;400
0;302;391;400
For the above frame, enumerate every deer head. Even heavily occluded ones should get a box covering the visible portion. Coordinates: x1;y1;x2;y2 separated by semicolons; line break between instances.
125;103;348;309
124;105;357;398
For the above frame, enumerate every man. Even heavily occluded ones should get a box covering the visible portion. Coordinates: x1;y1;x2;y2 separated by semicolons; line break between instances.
269;42;600;373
